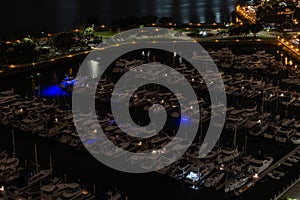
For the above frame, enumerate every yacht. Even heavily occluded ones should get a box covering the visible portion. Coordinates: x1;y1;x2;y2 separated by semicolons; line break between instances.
274;125;295;143
57;183;92;200
291;129;300;144
249;121;268;136
204;172;225;188
247;156;273;174
225;173;250;193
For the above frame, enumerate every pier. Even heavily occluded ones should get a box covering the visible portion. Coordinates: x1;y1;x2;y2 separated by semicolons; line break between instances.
235;145;300;197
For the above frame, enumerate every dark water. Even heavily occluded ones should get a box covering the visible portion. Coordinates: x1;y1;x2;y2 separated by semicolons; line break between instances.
1;0;239;35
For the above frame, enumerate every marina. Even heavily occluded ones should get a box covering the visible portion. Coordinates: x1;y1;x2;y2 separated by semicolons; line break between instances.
0;36;300;199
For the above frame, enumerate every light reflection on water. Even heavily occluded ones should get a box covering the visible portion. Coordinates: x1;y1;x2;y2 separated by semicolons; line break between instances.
3;0;238;33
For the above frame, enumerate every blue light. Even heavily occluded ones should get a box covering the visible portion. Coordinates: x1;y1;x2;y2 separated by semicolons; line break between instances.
40;85;69;98
181;116;190;123
84;137;100;145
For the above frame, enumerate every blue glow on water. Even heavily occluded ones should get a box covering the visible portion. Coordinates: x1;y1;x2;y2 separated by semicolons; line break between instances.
41;86;69;98
84;137;100;145
61;79;76;88
181;116;190;123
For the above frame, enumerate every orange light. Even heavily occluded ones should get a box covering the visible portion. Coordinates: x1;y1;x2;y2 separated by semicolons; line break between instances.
9;65;16;69
74;29;79;32
101;25;106;28
32;62;36;66
50;58;55;61
47;34;52;37
6;41;12;44
67;55;73;58
152;23;156;26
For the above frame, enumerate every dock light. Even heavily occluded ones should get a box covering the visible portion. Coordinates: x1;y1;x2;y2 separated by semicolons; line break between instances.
101;25;106;28
190;106;193;109
93;129;97;133
152;23;156;26
253;173;259;179
9;65;16;69
0;186;4;191
138;141;142;146
220;164;225;171
281;93;284;97
55;118;58;122
20;108;23;113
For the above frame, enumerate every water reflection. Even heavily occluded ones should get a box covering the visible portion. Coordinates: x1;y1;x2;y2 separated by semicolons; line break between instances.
3;0;238;33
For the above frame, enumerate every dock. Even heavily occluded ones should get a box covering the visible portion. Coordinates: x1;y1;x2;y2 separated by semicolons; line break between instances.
235;145;300;197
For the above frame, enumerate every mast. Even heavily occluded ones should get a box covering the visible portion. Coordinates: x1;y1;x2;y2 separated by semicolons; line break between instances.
49;154;53;176
34;144;39;173
11;128;16;157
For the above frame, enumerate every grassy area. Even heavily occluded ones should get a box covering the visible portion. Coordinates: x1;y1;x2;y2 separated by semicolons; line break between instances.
94;31;118;39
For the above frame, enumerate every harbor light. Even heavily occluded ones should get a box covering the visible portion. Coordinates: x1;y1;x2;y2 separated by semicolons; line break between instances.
0;186;4;191
220;164;225;171
55;118;58;122
253;173;259;179
138;141;142;146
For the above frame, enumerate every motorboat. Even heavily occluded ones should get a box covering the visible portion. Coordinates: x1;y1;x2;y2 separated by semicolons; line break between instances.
247;156;273;174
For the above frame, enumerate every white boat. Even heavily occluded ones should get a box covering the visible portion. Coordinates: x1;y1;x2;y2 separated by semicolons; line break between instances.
267;170;285;180
204;172;225;188
247;156;273;174
57;183;92;200
291;131;300;144
225;173;250;193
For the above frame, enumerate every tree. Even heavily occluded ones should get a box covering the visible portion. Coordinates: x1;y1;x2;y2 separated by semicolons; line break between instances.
53;32;75;53
249;24;264;38
158;17;173;24
83;27;95;38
